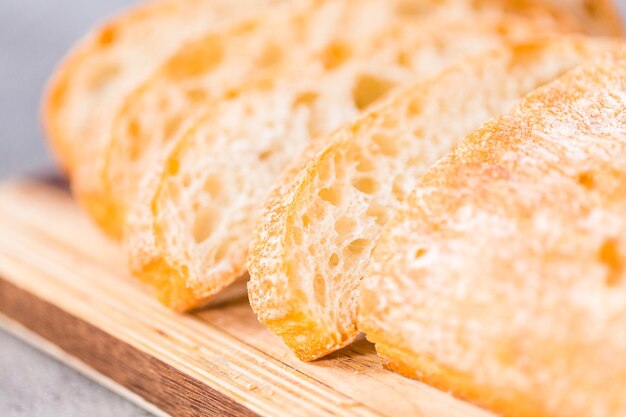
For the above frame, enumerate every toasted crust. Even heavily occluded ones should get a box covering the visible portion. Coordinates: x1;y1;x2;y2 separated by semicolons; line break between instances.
359;51;626;417
247;36;622;361
43;0;276;235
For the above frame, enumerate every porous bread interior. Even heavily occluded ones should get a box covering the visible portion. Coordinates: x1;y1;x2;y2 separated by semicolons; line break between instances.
247;36;621;360
132;5;574;314
102;0;317;238
45;0;278;236
104;0;552;237
45;0;269;173
359;51;626;417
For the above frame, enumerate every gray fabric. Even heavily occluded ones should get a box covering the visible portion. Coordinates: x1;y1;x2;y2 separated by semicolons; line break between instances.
1;2;151;415
0;1;624;416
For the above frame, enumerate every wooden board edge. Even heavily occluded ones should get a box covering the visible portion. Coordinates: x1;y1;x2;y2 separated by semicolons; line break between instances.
0;314;171;417
0;277;261;417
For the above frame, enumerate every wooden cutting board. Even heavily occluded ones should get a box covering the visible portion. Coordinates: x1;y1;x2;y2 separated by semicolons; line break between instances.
0;177;494;417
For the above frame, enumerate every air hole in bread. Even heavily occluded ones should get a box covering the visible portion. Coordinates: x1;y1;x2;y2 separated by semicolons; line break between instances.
321;41;352;70
294;91;319;108
313;274;327;307
257;42;283;68
335;216;356;236
414;248;427;259
353;177;379;195
301;214;311;228
356;155;376;172
258;149;274;161
577;171;595;189
203;175;222;198
347;239;369;255
166;158;180;176
165;36;224;80
372;134;399;156
318;186;341;206
396;1;430;15
396;50;411;68
329;253;340;267
413;127;425;139
406;97;423;116
97;25;118;46
599;238;623;286
366;204;389;226
193;206;218;243
352;74;396;111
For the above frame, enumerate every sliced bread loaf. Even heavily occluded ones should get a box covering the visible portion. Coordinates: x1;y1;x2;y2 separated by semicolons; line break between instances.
43;0;280;231
125;7;575;312
358;50;626;417
89;0;547;237
247;36;622;361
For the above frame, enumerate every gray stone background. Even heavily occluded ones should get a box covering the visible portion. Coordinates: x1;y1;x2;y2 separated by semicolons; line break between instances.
0;1;625;416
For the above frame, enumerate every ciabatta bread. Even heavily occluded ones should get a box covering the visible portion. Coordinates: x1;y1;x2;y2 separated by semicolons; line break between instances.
359;50;626;417
85;0;570;237
125;4;576;312
247;36;622;361
43;0;279;232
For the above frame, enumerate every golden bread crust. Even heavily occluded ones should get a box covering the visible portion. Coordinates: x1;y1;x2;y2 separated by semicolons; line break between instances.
359;50;626;417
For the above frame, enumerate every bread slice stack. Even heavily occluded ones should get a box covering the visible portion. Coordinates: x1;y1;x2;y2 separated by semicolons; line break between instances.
43;1;626;416
81;0;406;238
247;36;622;360
43;0;281;232
359;50;626;417
124;2;585;312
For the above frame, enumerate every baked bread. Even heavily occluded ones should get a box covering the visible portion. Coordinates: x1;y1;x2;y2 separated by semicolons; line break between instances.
83;0;574;237
43;0;279;231
79;0;317;238
247;36;622;361
96;0;477;239
359;50;626;417
125;5;577;313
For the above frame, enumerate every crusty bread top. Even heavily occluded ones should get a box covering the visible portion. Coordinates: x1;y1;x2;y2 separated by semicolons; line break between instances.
359;50;626;417
247;35;621;361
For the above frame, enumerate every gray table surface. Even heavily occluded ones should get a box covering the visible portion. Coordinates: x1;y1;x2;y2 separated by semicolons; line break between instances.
1;1;625;416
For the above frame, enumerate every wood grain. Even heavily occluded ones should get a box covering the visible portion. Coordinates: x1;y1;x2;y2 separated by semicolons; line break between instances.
0;179;495;417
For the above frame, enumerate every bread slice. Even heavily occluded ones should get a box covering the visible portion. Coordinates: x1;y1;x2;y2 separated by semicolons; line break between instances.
124;3;576;313
85;0;571;237
43;0;279;231
247;36;622;361
358;50;626;417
